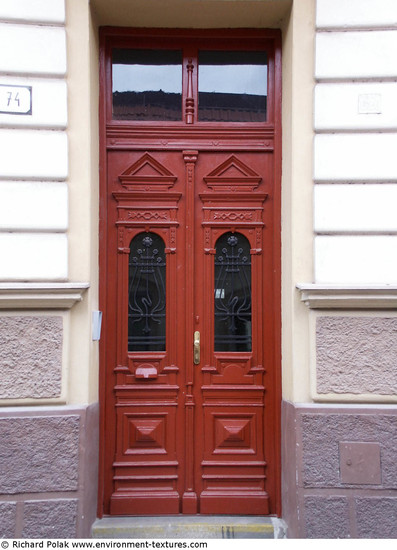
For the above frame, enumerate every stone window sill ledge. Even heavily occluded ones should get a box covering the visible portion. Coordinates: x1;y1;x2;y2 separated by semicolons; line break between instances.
297;284;397;309
0;282;90;309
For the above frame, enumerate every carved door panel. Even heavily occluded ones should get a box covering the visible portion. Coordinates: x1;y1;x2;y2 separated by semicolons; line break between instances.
192;151;274;514
106;150;187;515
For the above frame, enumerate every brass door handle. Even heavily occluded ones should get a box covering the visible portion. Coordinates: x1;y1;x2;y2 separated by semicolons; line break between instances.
193;331;200;364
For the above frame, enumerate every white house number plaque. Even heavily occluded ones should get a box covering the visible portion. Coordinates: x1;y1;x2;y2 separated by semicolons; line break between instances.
0;84;32;115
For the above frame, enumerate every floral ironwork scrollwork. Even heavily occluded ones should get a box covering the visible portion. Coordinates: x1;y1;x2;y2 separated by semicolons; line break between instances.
214;232;252;352
128;232;166;351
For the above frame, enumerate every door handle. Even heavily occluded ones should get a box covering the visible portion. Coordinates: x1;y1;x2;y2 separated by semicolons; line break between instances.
193;331;200;365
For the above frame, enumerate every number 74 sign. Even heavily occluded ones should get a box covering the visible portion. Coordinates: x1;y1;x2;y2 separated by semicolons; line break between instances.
0;84;32;115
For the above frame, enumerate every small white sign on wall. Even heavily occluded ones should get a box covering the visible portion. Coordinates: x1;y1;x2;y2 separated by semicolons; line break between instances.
0;84;32;115
358;93;382;115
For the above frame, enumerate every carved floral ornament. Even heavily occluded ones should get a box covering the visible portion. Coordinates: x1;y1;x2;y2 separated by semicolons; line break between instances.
213;211;254;221
127;211;169;221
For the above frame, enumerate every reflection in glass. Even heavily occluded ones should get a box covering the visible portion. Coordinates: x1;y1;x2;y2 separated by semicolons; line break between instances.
112;49;182;121
214;233;252;352
128;233;166;351
199;50;267;122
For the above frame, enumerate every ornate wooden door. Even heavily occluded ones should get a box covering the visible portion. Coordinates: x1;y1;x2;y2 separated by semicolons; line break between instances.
99;29;281;517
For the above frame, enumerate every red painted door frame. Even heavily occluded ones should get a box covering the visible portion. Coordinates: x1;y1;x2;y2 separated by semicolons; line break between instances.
98;27;282;517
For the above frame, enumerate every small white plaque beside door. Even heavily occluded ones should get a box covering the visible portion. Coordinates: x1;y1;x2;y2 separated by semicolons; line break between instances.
0;84;32;115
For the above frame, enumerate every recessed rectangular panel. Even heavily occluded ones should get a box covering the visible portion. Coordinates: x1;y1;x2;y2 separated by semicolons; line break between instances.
340;441;382;485
110;493;180;515
200;493;269;515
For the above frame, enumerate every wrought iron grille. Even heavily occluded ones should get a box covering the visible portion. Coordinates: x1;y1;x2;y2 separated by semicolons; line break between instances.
214;232;252;352
128;232;166;351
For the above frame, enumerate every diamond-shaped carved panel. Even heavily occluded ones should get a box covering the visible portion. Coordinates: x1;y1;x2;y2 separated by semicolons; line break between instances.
124;414;166;454
214;415;256;454
135;419;162;443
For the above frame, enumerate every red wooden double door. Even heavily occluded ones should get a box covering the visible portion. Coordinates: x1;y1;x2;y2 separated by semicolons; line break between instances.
99;29;281;516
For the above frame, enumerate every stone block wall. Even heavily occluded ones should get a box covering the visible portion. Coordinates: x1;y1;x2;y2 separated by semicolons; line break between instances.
283;401;397;538
0;404;98;538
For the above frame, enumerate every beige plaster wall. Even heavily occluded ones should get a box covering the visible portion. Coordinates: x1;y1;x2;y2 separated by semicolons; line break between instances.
66;0;100;404
64;0;315;404
280;0;315;403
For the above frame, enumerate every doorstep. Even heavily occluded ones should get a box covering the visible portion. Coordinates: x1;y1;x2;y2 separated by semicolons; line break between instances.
91;516;288;539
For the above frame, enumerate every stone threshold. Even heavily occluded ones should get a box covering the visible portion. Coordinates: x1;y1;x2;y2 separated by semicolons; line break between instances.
92;516;288;539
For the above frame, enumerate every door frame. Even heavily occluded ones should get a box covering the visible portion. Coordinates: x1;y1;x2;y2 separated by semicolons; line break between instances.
97;27;282;517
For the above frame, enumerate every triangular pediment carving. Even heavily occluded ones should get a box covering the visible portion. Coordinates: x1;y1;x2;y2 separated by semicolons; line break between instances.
204;155;262;191
119;153;177;191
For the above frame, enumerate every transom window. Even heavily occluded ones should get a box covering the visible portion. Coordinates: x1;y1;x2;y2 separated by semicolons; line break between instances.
112;49;183;121
111;45;268;123
198;50;267;122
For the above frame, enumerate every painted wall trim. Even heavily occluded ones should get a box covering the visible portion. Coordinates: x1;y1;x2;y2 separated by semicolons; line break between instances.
0;282;89;308
297;283;397;309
